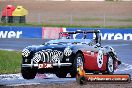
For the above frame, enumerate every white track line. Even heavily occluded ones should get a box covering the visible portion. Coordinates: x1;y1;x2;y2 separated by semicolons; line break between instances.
7;83;41;87
0;48;15;51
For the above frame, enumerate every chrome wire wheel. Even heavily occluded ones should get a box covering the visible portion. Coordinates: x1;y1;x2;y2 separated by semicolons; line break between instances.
71;53;84;78
76;56;83;69
107;56;114;74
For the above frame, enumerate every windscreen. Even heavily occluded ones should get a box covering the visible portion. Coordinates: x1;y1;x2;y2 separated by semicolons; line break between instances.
45;39;91;45
59;32;96;39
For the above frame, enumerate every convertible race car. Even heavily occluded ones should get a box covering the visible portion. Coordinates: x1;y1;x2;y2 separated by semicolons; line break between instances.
21;30;121;79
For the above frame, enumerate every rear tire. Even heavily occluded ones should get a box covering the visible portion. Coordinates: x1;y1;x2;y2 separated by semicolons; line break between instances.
106;56;114;74
21;67;37;79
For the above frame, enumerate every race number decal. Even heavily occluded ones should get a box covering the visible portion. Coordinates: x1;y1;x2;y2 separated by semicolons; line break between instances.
97;50;103;68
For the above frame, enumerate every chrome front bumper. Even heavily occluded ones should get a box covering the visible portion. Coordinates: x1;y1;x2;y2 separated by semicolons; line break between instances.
22;63;72;68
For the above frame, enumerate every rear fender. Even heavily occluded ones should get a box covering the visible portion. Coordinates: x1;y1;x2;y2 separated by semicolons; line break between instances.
82;51;107;71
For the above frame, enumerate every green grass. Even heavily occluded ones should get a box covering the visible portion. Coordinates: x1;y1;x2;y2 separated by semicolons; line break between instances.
0;23;132;28
0;50;21;74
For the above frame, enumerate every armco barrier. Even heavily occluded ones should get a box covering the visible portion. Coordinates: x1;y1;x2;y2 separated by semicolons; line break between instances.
0;26;42;38
66;28;132;40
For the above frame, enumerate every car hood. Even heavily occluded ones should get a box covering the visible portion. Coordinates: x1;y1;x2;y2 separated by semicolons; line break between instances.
25;44;72;52
23;39;93;53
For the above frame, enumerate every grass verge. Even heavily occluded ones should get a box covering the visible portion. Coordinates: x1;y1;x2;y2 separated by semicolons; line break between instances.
0;50;21;74
0;23;132;28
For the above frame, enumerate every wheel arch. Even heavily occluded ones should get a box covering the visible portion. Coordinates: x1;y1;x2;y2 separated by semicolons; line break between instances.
76;50;83;55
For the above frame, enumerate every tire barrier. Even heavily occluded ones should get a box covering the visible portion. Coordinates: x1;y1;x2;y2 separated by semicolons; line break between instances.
1;5;28;23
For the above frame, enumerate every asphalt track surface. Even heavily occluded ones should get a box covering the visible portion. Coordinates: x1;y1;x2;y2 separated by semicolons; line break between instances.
0;39;132;87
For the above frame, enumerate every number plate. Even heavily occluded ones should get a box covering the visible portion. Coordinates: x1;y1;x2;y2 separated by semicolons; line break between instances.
38;63;53;69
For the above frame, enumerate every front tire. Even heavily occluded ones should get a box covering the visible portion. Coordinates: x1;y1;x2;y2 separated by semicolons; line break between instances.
21;67;37;79
55;71;67;78
71;53;84;78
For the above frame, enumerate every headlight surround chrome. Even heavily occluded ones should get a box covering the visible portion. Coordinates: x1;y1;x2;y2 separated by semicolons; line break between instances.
64;47;72;57
22;49;30;57
33;52;41;63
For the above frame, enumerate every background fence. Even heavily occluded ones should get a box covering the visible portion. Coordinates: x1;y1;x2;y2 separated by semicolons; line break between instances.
0;1;132;26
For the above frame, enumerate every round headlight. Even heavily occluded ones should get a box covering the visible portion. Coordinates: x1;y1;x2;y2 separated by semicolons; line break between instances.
64;47;72;56
22;49;30;57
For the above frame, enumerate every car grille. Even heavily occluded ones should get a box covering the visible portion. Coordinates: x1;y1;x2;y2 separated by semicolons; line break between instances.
33;49;63;64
